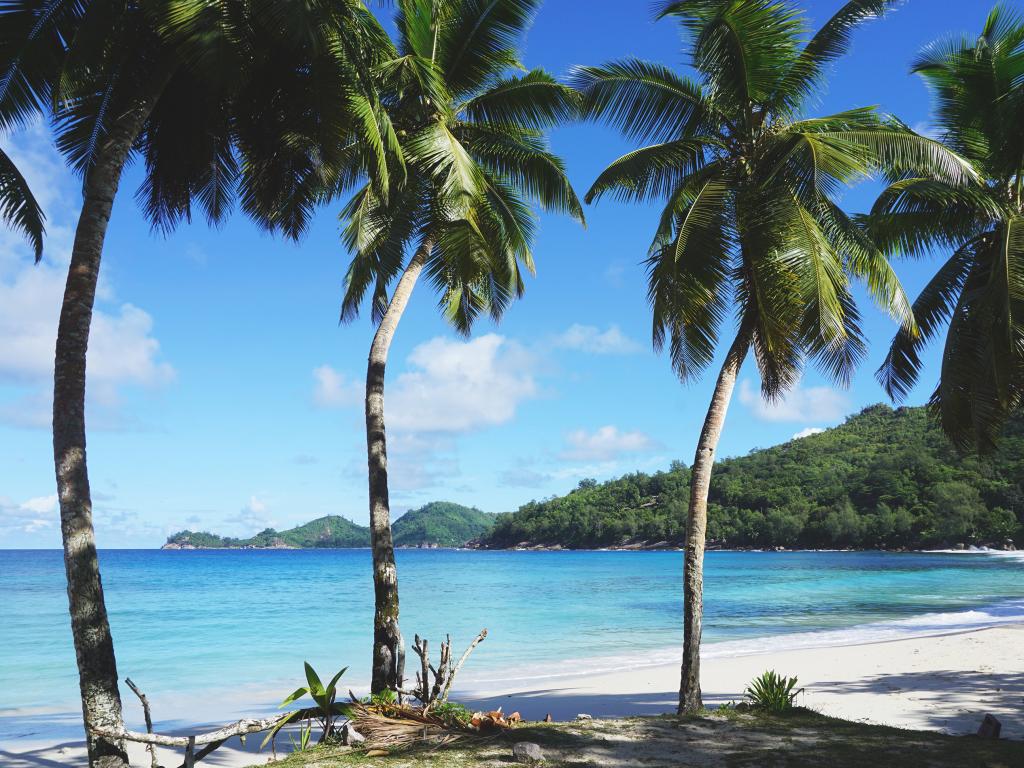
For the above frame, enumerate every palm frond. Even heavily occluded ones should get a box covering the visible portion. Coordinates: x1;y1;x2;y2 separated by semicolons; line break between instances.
648;174;734;381
877;236;980;401
776;0;900;108
0;0;82;131
405;120;484;211
435;0;538;97
460;69;579;130
0;143;44;259
568;59;719;143
585;137;719;204
457;121;584;222
657;0;805;113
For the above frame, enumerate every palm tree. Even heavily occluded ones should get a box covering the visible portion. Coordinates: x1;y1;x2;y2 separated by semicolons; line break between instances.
0;2;392;765
0;145;43;258
339;0;583;695
873;5;1024;452
573;0;974;714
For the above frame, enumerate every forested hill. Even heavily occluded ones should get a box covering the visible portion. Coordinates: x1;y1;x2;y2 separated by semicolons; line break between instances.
389;502;497;547
162;502;495;549
479;405;1024;551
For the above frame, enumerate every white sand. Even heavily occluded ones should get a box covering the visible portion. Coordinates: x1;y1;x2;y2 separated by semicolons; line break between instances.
468;625;1024;738
6;625;1022;767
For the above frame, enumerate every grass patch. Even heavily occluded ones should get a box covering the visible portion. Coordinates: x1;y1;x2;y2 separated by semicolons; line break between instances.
255;711;1024;768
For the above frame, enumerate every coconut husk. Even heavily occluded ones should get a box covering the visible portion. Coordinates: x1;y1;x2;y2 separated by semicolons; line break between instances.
469;707;521;730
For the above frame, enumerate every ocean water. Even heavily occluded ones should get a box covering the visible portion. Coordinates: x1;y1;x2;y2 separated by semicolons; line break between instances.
2;549;1023;729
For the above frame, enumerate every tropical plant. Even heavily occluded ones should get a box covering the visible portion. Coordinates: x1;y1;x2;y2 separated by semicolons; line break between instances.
745;670;803;713
339;0;584;694
572;0;974;714
872;4;1024;452
262;663;351;748
0;2;393;765
290;722;313;753
0;145;43;258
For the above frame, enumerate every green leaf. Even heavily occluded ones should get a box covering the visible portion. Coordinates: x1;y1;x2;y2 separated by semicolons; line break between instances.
303;662;325;698
0;145;44;260
279;686;310;709
260;710;301;750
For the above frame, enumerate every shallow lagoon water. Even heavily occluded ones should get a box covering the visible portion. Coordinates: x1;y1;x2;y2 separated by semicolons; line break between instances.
2;548;1023;723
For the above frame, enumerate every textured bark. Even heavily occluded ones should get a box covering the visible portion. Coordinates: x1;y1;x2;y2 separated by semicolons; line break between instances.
53;88;167;768
366;239;433;694
678;332;749;715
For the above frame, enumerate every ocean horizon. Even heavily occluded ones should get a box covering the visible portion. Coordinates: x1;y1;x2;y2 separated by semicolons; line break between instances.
3;549;1024;746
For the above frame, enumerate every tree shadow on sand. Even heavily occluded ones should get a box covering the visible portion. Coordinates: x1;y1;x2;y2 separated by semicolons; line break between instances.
813;669;1024;737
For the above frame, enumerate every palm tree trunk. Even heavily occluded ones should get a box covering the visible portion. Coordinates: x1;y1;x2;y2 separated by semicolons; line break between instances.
366;238;433;694
678;331;749;715
53;92;167;768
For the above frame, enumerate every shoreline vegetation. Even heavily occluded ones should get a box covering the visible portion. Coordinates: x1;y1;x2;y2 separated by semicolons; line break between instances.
164;404;1024;553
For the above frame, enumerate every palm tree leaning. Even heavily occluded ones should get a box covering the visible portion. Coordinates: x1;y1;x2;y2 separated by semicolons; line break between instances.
339;0;584;695
0;2;393;765
873;5;1024;452
573;0;975;714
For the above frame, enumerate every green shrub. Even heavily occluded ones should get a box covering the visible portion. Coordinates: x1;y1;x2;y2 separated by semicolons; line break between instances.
744;670;803;713
370;688;397;707
431;700;473;727
262;662;350;749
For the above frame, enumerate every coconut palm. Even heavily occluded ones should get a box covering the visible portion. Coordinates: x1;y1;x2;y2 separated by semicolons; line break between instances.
0;2;393;765
339;0;583;695
873;5;1024;452
572;0;975;714
0;145;43;258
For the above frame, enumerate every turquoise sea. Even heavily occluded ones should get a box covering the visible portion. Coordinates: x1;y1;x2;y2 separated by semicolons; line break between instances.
2;549;1024;740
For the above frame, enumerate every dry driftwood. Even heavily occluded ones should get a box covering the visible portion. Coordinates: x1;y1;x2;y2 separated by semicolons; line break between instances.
125;678;158;768
91;714;289;748
396;628;488;711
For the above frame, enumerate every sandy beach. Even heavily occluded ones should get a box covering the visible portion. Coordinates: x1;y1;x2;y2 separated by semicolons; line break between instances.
5;624;1021;767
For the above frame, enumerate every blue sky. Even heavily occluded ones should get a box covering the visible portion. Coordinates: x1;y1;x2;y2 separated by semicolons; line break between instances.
0;0;998;547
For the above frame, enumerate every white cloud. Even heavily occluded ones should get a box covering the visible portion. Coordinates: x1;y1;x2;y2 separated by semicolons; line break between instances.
738;380;848;423
20;494;58;513
312;365;362;408
224;495;274;534
0;124;173;428
792;427;825;440
553;324;641;355
388;334;537;433
560;425;657;461
312;336;537;433
0;493;58;536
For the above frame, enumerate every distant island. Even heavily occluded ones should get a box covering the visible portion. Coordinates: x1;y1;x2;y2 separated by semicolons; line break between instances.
163;501;496;550
166;405;1024;553
476;404;1023;552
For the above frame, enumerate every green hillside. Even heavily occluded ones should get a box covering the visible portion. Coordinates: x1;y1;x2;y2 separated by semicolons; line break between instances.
392;502;496;547
164;515;370;549
480;405;1024;551
163;502;492;549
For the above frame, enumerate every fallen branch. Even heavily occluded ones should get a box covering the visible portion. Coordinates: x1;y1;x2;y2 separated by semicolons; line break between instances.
91;712;299;748
125;678;158;768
